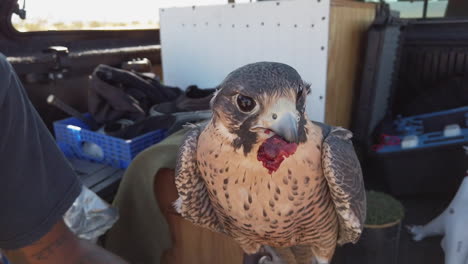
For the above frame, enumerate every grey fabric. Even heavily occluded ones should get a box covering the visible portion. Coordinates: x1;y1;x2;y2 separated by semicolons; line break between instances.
0;54;82;249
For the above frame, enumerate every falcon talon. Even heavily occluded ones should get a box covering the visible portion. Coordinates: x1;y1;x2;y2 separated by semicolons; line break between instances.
173;197;183;214
258;255;272;264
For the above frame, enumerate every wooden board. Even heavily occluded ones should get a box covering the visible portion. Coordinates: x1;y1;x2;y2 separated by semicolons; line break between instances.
162;213;244;264
325;0;376;128
155;168;244;264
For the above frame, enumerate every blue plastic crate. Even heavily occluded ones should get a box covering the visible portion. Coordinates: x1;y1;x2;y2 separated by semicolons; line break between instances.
377;106;468;153
376;129;468;153
53;115;167;169
394;106;468;136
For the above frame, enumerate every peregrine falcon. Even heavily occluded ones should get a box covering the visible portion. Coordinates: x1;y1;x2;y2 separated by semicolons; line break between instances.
174;62;366;264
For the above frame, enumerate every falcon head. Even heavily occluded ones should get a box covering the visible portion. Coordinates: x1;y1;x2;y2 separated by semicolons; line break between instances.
210;62;310;155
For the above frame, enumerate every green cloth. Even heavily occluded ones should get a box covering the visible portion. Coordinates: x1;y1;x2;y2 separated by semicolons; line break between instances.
104;128;189;264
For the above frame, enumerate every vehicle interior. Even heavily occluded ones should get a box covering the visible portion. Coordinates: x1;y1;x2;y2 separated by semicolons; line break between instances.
0;0;467;263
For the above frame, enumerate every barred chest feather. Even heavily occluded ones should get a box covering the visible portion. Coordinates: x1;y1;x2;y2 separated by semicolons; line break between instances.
196;121;339;247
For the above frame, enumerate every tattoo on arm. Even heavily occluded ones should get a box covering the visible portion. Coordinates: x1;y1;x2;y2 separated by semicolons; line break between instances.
3;221;125;264
31;233;68;261
4;232;70;264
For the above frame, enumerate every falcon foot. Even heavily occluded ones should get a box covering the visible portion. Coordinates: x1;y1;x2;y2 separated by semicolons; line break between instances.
243;252;273;264
313;256;330;264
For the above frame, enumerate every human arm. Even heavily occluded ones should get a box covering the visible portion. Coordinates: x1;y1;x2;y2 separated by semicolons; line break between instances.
0;54;127;263
3;220;127;264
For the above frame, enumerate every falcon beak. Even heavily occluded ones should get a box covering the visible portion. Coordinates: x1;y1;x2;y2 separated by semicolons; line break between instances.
252;98;299;144
268;111;299;144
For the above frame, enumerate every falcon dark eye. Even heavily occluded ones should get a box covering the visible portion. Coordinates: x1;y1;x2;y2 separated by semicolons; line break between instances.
236;94;256;112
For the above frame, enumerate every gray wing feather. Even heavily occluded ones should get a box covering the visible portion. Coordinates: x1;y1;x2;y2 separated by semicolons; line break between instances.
174;125;223;233
322;127;366;245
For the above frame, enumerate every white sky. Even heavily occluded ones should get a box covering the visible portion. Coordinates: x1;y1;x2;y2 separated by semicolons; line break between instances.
19;0;253;23
15;0;447;23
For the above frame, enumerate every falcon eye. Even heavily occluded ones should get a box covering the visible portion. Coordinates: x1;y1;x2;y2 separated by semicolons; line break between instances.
236;94;256;112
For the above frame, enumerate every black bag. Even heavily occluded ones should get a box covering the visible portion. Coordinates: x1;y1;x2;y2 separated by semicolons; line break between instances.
88;64;182;124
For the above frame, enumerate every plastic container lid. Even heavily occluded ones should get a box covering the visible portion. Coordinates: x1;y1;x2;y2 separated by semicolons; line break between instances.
401;135;419;149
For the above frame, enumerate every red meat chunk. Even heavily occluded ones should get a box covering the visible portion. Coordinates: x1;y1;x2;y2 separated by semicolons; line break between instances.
257;135;297;174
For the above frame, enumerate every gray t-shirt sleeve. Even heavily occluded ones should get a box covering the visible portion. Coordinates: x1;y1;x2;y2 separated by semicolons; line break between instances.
0;54;82;249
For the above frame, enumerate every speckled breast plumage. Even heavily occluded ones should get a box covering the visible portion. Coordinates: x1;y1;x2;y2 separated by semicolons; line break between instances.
196;120;339;249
